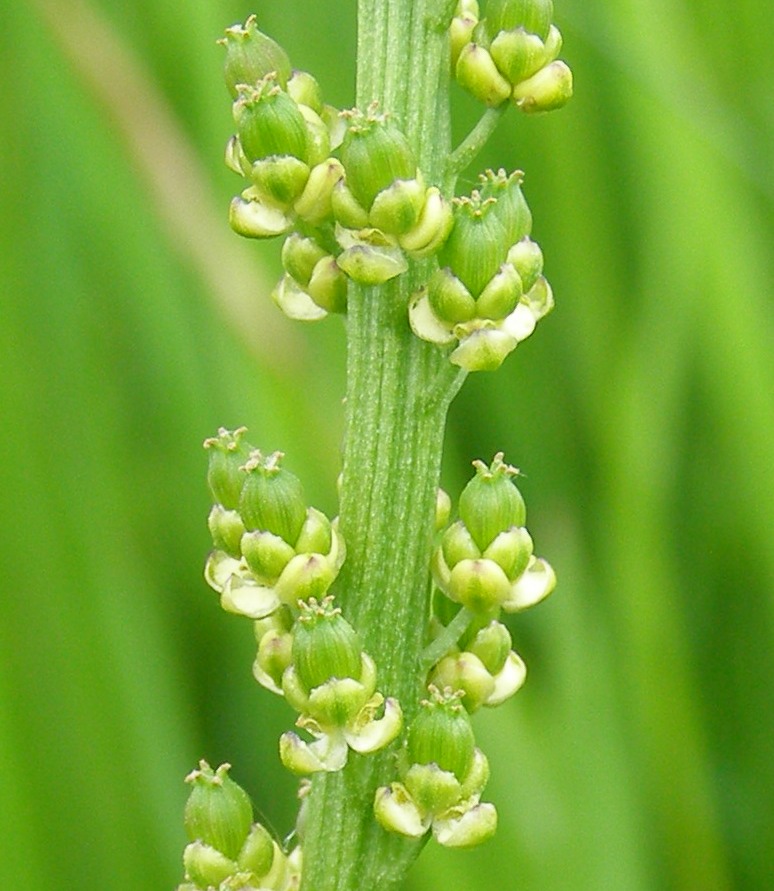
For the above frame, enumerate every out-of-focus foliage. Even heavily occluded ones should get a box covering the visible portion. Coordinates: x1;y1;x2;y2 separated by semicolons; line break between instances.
1;1;772;889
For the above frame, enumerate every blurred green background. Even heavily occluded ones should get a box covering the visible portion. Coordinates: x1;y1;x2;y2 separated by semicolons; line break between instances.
1;1;772;888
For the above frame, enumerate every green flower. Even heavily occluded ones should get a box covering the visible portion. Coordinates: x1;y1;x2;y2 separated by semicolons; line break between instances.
374;687;497;847
279;597;403;774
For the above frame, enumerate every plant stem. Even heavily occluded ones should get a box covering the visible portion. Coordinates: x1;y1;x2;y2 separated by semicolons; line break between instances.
444;105;508;191
297;3;459;889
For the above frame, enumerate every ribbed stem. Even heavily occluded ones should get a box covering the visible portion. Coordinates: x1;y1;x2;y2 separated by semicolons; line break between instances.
298;3;459;890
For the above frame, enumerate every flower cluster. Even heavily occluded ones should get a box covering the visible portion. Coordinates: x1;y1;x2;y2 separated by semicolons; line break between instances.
177;761;301;891
453;0;573;112
279;597;403;774
203;429;345;623
220;18;452;320
429;614;527;712
409;168;554;371
433;452;555;614
375;687;497;847
218;9;569;374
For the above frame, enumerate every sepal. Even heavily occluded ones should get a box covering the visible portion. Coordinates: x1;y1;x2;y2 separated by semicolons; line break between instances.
374;783;430;838
229;192;294;239
183;841;237;888
279;729;348;775
502;555;556;611
512;59;573;112
455;44;511;107
432;801;498;847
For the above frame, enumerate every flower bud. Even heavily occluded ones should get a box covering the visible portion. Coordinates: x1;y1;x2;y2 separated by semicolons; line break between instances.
484;0;554;42
273;553;337;604
506;237;543;292
455;44;511;107
441;520;481;567
458;453;526;550
435;488;452;531
368;176;426;236
220;16;292;98
483;525;534;580
335;226;408;285
234;78;309;164
398;187;454;258
512;59;573;113
340;109;417;211
430;652;496;712
292;597;363;692
298;105;332;166
184;762;253;860
203;427;253;510
238;450;307;546
294;158;345;225
254;627;294;693
407;687;476;784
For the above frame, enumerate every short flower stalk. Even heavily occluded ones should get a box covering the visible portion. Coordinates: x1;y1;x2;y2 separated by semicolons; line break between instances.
176;2;571;890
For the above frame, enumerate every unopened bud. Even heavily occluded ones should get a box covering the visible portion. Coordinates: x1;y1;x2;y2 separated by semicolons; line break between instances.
207;505;246;558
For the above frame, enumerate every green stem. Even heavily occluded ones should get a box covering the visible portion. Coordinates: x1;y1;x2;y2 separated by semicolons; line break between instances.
417;607;476;677
444;104;508;191
298;3;459;890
